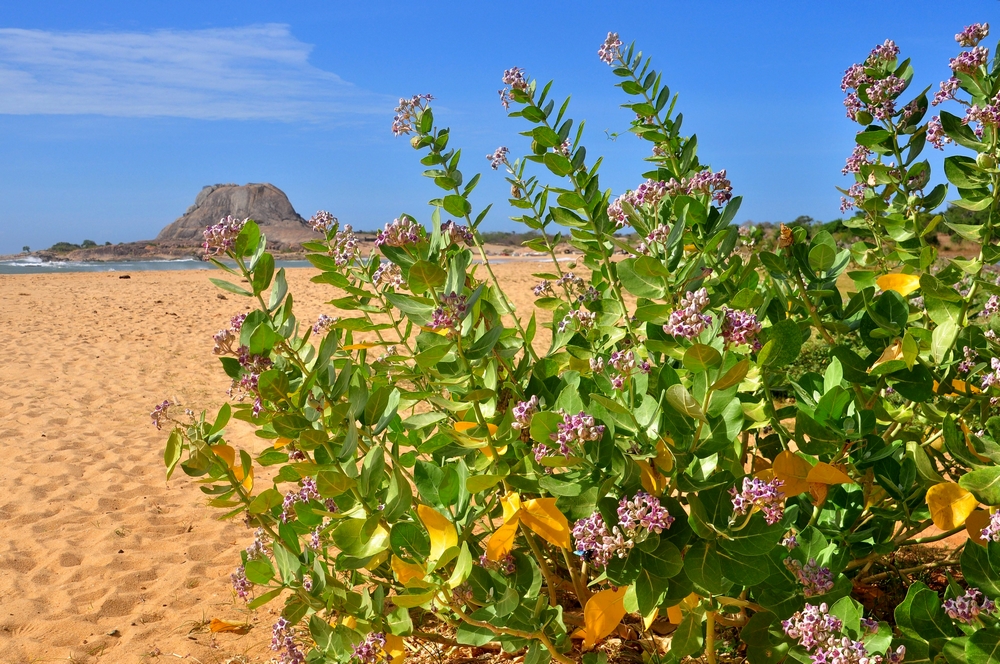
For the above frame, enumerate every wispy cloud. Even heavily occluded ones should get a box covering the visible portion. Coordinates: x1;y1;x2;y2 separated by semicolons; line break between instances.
0;24;384;120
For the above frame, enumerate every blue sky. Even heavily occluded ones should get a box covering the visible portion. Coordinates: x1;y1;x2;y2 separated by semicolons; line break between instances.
0;1;996;255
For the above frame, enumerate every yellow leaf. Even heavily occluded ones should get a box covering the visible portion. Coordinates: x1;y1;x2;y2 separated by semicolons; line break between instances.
666;604;683;624
209;618;249;634
809;482;829;506
386;634;406;664
274;437;294;449
419;326;450;336
642;607;659;632
773;451;811;496
806;462;854;485
520;498;572;550
233;464;254;492
869;339;902;373
486;518;520;561
654;440;674;473
926;482;979;530
877;273;921;297
582;586;629;649
500;493;522;522
343;342;378;350
966;510;991;546
454;421;499;436
392;556;426;585
213;444;236;468
416;505;457;564
481;445;508;459
637;459;667;497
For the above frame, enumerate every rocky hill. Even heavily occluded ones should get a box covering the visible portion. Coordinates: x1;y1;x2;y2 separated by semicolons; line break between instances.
156;183;313;248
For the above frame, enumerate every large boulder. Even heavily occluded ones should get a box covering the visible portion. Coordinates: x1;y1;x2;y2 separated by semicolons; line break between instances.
156;183;312;246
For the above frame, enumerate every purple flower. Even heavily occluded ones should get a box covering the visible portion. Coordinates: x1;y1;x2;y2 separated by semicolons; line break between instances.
869;39;900;64
392;94;433;136
308;210;337;233
245;528;267;559
841;64;868;92
964;99;1000;130
985;358;1000;391
951;46;990;75
313;314;336;335
981;511;1000;542
150;400;170;430
499;67;527;109
598;32;622;64
607;180;669;228
429;292;468;330
957;23;990;48
479;552;516;575
721;308;762;350
842;144;873;175
231;565;251;600
933;77;961;106
840;182;868;213
487;146;509;170
372;262;404;289
782;603;842;651
860;617;879;634
785;558;835;597
375;216;423;248
202;215;246;256
308;526;322;550
887;645;906;664
665;170;732;204
271;617;306;664
212;313;246;355
511;395;539;430
605;350;651;389
441;220;474;246
532;280;552;297
959;346;979;373
663;288;713;339
557;308;596;333
281;477;320;523
550;411;605;456
730;477;785;525
927;116;951;150
351;632;388;664
617;491;675;533
867;75;907;120
782;533;799;550
573;493;674;569
943;587;997;624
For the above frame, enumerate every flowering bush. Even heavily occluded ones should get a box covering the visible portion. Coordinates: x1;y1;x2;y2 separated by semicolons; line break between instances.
162;23;1000;664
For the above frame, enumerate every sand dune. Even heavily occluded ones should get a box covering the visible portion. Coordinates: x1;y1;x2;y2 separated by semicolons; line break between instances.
0;261;553;663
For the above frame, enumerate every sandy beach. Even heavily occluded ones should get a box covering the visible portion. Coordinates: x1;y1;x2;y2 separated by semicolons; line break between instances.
0;261;550;663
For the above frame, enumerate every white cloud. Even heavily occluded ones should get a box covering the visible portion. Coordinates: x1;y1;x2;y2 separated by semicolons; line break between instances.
0;24;384;120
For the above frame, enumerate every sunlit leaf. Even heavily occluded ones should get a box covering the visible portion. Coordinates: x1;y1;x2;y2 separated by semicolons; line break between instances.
877;273;921;297
637;459;667;497
581;586;628;649
966;510;991;546
520;498;572;550
392;555;427;585
386;634;406;664
213;444;236;468
773;450;811;496
209;618;250;634
806;462;854;485
926;482;979;530
416;504;457;565
486;518;520;561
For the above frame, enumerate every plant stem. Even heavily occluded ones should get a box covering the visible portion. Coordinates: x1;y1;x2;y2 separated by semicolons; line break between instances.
705;611;717;664
523;528;560;607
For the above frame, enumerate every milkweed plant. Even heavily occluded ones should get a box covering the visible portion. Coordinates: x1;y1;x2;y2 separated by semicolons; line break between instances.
160;23;1000;664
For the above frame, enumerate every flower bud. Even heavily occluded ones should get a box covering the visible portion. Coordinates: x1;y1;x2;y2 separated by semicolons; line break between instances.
977;153;997;170
856;110;873;126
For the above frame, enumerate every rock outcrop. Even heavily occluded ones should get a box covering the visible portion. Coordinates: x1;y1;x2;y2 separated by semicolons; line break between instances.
156;183;312;246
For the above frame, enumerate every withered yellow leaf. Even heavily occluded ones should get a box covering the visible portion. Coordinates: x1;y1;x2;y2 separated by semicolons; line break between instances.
343;342;379;350
454;421;498;436
637;459;667;497
926;482;979;530
274;437;294;449
520;498;572;550
391;555;427;585
966;510;991;546
213;444;236;468
809;482;829;506
501;492;522;522
773;450;811;496
233;464;253;492
386;634;406;664
582;586;628;649
877;273;920;297
807;462;854;485
869;339;903;372
486;518;520;561
642;607;659;631
416;505;457;563
209;618;249;634
666;603;683;624
481;444;508;459
654;440;674;474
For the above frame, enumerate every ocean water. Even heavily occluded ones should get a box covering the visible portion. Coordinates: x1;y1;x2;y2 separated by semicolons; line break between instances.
0;257;313;275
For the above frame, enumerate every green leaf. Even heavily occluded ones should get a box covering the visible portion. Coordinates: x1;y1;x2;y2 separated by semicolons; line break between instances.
670;612;705;658
273;543;300;584
247;587;283;609
712;359;750;391
408;260;447;294
617;257;667;298
683;344;723;371
931;320;959;364
808;231;837;273
759;319;802;368
742;612;789;664
530;411;564;445
443;195;471;217
961;541;1000;597
716;548;770;586
967;629;1000;664
683;540;731;595
959;467;1000;505
244;558;275;585
209;278;252;297
666;384;706;423
164;429;182;479
251;252;275;295
894;581;953;641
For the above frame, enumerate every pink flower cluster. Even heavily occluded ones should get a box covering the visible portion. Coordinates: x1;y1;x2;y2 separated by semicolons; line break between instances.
351;632;389;664
150;400;170;430
329;223;359;267
959;346;979;373
933;77;961;106
951;46;990;75
271;617;306;664
430;292;468;330
965;96;1000;132
980;357;1000;390
598;32;622;65
499;67;527;110
840;182;868;213
441;220;474;246
308;210;337;233
721;308;762;350
666;169;733;204
479;552;517;575
372;262;404;289
391;94;433;137
549;410;605;456
841;40;907;121
784;557;835;597
213;313;247;355
663;288;713;339
487;146;509;170
511;395;539;430
782;603;898;664
957;23;990;47
571;492;673;567
730;476;785;524
927;116;951;150
607;180;668;228
981;511;1000;542
557;308;597;333
281;477;320;523
202;215;247;255
375;216;423;248
601;350;651;390
943;587;997;624
313;314;336;335
842;144;874;175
